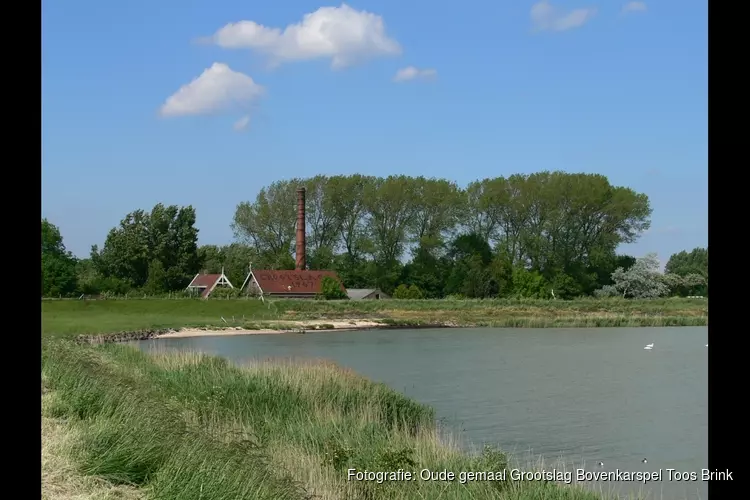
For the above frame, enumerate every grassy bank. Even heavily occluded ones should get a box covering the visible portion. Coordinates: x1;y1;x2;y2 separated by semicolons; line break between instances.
42;342;623;500
42;297;708;338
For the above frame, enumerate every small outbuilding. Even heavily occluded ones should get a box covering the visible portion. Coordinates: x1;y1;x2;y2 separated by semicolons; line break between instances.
346;288;389;300
186;268;233;298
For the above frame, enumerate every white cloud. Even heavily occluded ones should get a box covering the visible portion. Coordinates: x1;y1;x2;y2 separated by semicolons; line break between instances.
159;63;264;118
530;1;597;32
393;66;437;82
622;2;647;14
204;3;401;68
233;115;250;131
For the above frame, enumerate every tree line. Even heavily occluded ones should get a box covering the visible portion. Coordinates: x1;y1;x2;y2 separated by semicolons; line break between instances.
41;172;708;299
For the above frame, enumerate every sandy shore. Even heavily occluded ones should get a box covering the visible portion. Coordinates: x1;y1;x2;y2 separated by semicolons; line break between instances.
156;319;383;339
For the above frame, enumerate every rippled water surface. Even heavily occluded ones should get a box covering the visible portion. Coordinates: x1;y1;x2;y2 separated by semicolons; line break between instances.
138;326;708;499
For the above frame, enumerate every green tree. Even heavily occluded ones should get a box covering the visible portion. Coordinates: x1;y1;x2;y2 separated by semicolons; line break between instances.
77;172;658;298
148;204;201;289
510;266;548;299
463;178;499;241
517;172;651;282
221;172;652;298
221;244;258;285
41;219;78;296
586;252;636;292
331;254;375;289
363;175;418;265
143;259;168;295
460;255;495;298
662;272;707;297
393;284;424;299
407;284;424;299
197;245;224;273
464;172;651;294
550;273;582;299
401;245;447;298
232;178;302;264
92;204;200;290
665;247;708;278
411;176;463;248
488;250;514;298
392;284;410;299
320;276;347;300
327;174;373;260
198;243;258;287
305;175;341;265
443;233;496;298
75;258;101;295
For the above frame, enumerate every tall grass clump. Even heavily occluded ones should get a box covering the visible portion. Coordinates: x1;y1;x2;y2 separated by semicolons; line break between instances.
42;341;628;499
42;341;305;500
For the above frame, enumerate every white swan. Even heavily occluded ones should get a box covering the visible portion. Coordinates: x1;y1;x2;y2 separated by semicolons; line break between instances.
644;343;654;350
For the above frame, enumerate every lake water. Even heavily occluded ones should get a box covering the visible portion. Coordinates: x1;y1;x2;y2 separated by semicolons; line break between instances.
137;327;708;500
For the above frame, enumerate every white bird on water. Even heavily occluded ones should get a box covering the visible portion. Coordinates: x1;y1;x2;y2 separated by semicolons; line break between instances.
644;343;654;350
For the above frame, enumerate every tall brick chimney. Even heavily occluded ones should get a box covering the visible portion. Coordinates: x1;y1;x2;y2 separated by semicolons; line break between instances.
295;187;306;270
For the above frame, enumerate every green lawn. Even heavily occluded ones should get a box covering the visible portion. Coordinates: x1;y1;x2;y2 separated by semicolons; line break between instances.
42;299;279;337
42;297;708;339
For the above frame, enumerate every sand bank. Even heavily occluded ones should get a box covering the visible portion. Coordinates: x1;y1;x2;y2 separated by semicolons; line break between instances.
156;319;383;339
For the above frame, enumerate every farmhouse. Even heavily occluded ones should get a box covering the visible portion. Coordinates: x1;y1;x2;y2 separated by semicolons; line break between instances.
347;288;389;300
241;269;345;299
186;268;233;298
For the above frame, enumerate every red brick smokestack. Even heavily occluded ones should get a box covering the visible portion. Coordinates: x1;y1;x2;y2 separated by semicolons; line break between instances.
295;187;306;270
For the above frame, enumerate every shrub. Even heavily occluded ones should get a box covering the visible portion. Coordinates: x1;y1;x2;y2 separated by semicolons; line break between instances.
209;287;241;299
321;276;347;300
593;285;618;298
393;284;424;299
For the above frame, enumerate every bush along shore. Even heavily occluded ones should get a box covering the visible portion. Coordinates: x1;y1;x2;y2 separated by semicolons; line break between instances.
42;341;627;500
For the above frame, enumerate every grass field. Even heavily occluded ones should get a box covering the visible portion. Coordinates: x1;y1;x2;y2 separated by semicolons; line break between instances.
42;297;708;338
42;341;630;500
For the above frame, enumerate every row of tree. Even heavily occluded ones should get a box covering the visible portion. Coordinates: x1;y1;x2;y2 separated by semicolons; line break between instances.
41;172;708;299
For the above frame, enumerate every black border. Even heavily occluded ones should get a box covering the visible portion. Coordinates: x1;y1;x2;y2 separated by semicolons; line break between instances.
707;2;734;498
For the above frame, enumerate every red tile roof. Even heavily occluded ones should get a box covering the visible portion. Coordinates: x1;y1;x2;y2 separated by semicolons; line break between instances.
188;274;222;288
251;270;345;295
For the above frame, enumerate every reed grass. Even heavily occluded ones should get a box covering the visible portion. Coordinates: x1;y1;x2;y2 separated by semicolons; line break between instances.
42;341;632;500
42;297;707;338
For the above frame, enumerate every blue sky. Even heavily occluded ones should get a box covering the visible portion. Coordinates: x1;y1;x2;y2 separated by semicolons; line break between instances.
42;0;707;262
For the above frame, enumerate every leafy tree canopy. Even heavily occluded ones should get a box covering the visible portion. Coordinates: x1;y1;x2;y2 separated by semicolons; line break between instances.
665;247;708;278
42;172;682;300
91;204;200;291
42;219;78;296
